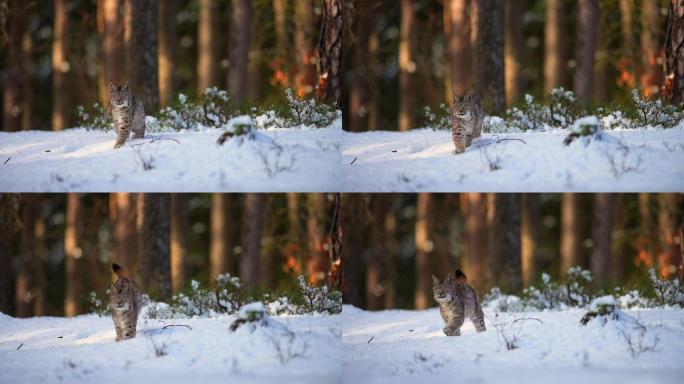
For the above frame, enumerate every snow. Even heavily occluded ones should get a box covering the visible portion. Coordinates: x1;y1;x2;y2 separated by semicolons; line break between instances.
590;295;618;309
341;127;684;192
0;124;341;192
0;312;341;383
342;305;684;384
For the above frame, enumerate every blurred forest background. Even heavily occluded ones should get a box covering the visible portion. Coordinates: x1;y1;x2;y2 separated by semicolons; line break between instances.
343;0;684;132
1;0;343;132
0;193;340;318
341;193;684;310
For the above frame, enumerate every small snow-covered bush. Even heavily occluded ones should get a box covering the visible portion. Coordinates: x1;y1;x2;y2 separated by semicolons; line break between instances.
647;268;684;307
258;88;339;129
483;287;524;312
89;290;111;316
629;89;683;129
266;276;342;316
75;102;113;131
157;87;238;131
422;104;451;131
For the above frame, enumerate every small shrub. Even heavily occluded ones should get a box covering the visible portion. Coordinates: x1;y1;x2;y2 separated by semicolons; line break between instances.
75;103;112;131
422;104;451;131
89;290;111;317
258;88;339;129
647;268;684;307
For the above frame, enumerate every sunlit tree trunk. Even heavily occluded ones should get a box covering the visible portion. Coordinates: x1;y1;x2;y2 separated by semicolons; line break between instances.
129;0;159;113
197;0;220;95
636;193;655;268
158;0;176;106
561;193;581;273
318;0;343;106
33;209;46;316
241;194;266;292
114;193;137;275
228;0;252;102
137;194;171;299
210;194;232;280
294;0;316;97
170;194;188;293
486;194;501;284
658;194;683;277
574;0;599;102
307;194;329;284
474;0;505;114
521;194;540;287
65;194;84;317
465;193;487;293
665;0;684;103
399;0;416;131
591;194;615;283
544;0;566;94
504;0;524;105
641;0;663;97
444;0;471;99
415;194;433;309
101;0;126;106
52;0;69;130
619;0;636;88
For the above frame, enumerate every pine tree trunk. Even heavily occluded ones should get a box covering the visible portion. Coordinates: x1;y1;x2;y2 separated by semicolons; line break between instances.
500;194;522;293
170;194;188;293
591;194;615;283
445;0;471;98
114;193;137;275
486;194;501;284
52;0;69;130
3;0;27;131
241;194;266;292
465;193;487;293
474;0;505;114
0;196;15;314
658;194;683;277
384;202;398;309
348;3;370;132
641;0;663;97
129;0;159;113
414;194;433;309
636;193;655;268
318;0;343;106
619;0;636;87
101;0;126;106
544;0;566;93
158;0;176;106
228;0;252;102
137;194;171;299
16;197;36;318
561;193;582;273
33;210;46;316
286;193;304;273
665;0;684;103
273;0;288;56
210;194;232;280
197;0;220;95
307;194;329;284
341;195;363;307
65;194;83;317
366;196;387;310
294;0;316;97
574;0;599;102
504;0;524;105
399;0;416;131
521;194;540;287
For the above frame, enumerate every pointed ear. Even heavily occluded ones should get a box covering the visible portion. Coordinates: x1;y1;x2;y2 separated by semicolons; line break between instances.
110;81;116;92
123;80;129;89
432;275;439;284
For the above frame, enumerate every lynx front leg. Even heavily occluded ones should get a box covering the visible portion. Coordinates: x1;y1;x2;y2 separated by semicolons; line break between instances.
452;132;467;155
114;128;129;149
466;134;474;147
471;308;486;332
443;315;465;336
114;323;123;342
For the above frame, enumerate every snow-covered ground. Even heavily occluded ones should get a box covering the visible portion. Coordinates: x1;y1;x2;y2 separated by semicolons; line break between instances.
341;128;684;192
342;305;684;384
0;125;341;192
0;312;341;384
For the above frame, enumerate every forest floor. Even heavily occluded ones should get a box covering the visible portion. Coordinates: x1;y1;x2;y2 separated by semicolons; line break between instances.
342;305;684;384
0;125;341;192
0;311;341;384
341;127;684;192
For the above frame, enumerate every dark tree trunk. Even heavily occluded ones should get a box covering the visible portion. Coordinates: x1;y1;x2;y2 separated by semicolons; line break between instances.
33;209;46;316
158;0;176;106
197;0;220;95
16;197;36;318
3;0;27;131
384;200;398;309
241;194;267;292
342;195;363;307
665;0;684;103
138;194;171;299
318;0;343;106
591;194;616;283
366;196;387;310
499;194;522;293
52;0;69;130
641;0;663;97
474;0;505;114
294;0;316;97
170;194;188;293
658;194;683;277
228;0;252;102
65;194;84;317
328;194;343;290
544;0;566;93
129;0;159;113
561;193;582;273
574;0;599;102
414;194;433;309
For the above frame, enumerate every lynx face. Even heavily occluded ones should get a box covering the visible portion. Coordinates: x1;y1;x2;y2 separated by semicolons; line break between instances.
452;93;478;121
110;82;132;109
111;278;138;313
433;273;455;304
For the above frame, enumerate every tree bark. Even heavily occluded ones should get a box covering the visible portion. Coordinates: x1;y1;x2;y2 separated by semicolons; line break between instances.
399;0;416;131
561;193;582;273
210;194;233;280
474;0;505;115
170;194;188;293
521;194;540;287
500;194;522;293
137;194;171;300
367;196;387;310
414;194;433;309
33;209;46;316
241;194;266;292
114;193;137;275
294;0;316;97
158;0;176;106
16;197;36;318
65;194;84;317
197;0;220;95
504;0;524;105
341;195;363;307
129;0;159;113
228;0;252;103
619;0;636;88
665;0;684;103
52;0;69;130
635;193;655;268
465;193;487;294
273;0;288;56
591;194;615;283
307;194;329;284
658;194;683;277
574;0;599;103
444;0;471;99
544;0;566;94
318;0;343;106
3;0;27;131
384;200;398;309
101;0;126;106
641;0;663;97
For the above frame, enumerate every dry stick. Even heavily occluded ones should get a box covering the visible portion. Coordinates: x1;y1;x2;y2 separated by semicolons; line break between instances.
16;343;23;350
4;157;10;164
367;336;374;343
162;324;193;331
350;157;357;165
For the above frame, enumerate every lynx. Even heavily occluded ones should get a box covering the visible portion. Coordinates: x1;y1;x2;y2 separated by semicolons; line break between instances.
110;263;142;342
433;270;486;336
110;81;145;149
451;91;484;154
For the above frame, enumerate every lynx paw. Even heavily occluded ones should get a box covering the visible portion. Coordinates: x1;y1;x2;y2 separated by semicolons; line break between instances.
113;141;125;149
443;326;461;336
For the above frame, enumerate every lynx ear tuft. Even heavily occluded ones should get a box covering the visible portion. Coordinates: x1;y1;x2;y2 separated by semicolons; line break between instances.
110;81;116;92
455;269;467;283
432;275;439;284
112;263;125;277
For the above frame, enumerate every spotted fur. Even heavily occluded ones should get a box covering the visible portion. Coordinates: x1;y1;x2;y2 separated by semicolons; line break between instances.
451;91;484;154
110;263;142;342
110;81;145;149
433;270;486;336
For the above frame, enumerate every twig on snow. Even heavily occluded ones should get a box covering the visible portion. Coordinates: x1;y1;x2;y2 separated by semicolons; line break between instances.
350;157;357;165
367;336;374;343
3;157;10;164
16;343;23;350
